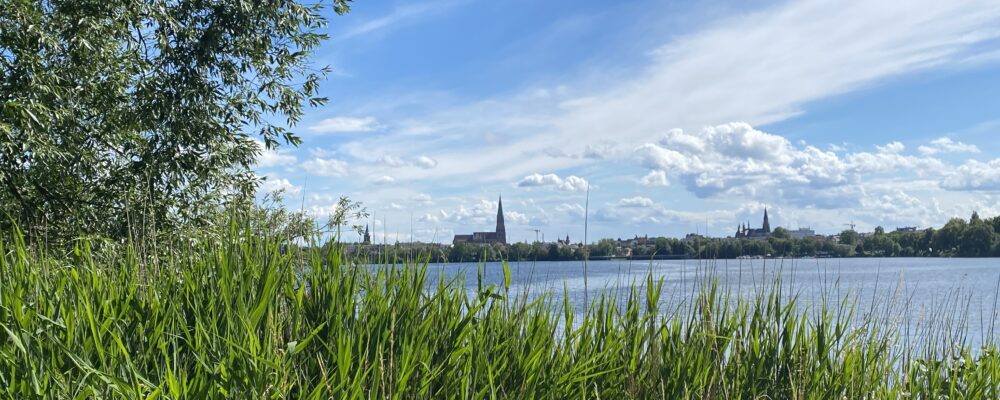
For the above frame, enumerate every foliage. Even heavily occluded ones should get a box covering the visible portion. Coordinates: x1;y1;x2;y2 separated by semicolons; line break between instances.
0;0;351;242
3;226;1000;398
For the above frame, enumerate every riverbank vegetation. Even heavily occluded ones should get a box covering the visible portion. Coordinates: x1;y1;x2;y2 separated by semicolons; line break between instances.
3;223;1000;398
361;211;1000;263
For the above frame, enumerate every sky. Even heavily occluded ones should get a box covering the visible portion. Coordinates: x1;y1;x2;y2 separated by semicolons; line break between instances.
254;0;1000;244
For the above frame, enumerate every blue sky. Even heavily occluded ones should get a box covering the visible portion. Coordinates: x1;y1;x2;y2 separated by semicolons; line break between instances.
255;0;1000;244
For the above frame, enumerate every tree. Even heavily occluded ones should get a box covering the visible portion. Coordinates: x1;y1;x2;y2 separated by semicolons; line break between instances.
838;229;859;246
1;0;353;241
654;237;672;255
934;218;967;256
960;219;995;257
771;227;791;239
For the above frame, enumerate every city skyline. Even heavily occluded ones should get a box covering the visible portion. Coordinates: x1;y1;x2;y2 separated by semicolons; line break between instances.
253;0;1000;244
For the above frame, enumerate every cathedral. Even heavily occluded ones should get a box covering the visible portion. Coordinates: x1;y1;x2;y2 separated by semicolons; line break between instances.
735;208;771;239
452;196;507;245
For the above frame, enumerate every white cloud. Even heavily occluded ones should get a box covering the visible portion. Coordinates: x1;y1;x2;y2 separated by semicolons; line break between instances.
918;137;982;155
417;213;441;223
618;196;656;208
941;159;1000;191
505;211;530;224
412;155;439;169
876;141;905;154
258;177;301;195
639;170;669;187
555;203;586;218
372;175;396;185
301;158;349;177
347;0;1000;185
517;173;590;192
378;155;407;167
629;122;992;208
307;116;380;134
379;154;439;169
635;123;854;198
253;139;297;168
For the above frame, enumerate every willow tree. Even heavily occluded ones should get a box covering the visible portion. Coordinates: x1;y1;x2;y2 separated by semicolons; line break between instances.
0;0;351;241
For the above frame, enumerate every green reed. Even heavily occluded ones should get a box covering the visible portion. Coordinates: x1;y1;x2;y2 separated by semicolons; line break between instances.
2;224;1000;399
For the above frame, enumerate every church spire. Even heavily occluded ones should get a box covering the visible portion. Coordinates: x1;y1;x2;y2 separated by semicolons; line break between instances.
363;224;371;244
496;195;506;244
762;207;771;233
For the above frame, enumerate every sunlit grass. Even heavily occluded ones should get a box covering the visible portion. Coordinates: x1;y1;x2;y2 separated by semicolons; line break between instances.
2;224;999;399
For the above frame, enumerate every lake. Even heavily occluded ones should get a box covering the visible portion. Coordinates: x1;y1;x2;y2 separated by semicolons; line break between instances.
423;257;1000;350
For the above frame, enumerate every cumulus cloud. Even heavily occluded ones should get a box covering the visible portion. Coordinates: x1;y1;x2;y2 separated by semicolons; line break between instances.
372;175;396;185
517;173;590;192
631;122;986;206
876;141;905;154
258;177;301;195
301;158;349;177
307;116;380;134
505;211;530;224
412;155;439;169
635;123;856;199
639;170;669;187
918;137;981;156
618;196;656;208
941;159;1000;191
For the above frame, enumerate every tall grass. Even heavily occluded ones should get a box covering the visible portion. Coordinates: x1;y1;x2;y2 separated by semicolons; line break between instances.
2;224;1000;399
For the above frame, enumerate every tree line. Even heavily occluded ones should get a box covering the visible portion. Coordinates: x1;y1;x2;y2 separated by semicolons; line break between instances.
392;211;1000;263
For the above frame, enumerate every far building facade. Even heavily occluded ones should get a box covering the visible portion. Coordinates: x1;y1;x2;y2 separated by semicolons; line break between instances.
452;196;507;245
735;208;772;240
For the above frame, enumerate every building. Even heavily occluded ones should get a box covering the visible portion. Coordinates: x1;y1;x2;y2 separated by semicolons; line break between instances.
362;225;371;244
735;208;771;239
789;227;816;240
452;196;507;245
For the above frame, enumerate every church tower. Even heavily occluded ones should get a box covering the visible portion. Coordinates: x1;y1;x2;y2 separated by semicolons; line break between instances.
762;208;771;233
496;196;507;244
363;225;371;244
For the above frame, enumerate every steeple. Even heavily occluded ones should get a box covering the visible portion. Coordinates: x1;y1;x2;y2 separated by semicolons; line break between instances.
495;196;506;244
363;224;371;244
762;207;771;233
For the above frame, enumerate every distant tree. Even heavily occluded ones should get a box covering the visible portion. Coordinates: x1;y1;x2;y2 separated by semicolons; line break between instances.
874;226;885;236
1;0;353;241
654;237;672;255
839;230;859;246
934;218;967;256
771;227;791;239
960;219;995;257
921;228;936;255
988;216;1000;235
591;239;617;257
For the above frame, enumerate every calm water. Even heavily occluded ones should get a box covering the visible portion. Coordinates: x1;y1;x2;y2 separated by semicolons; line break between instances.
424;258;1000;350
